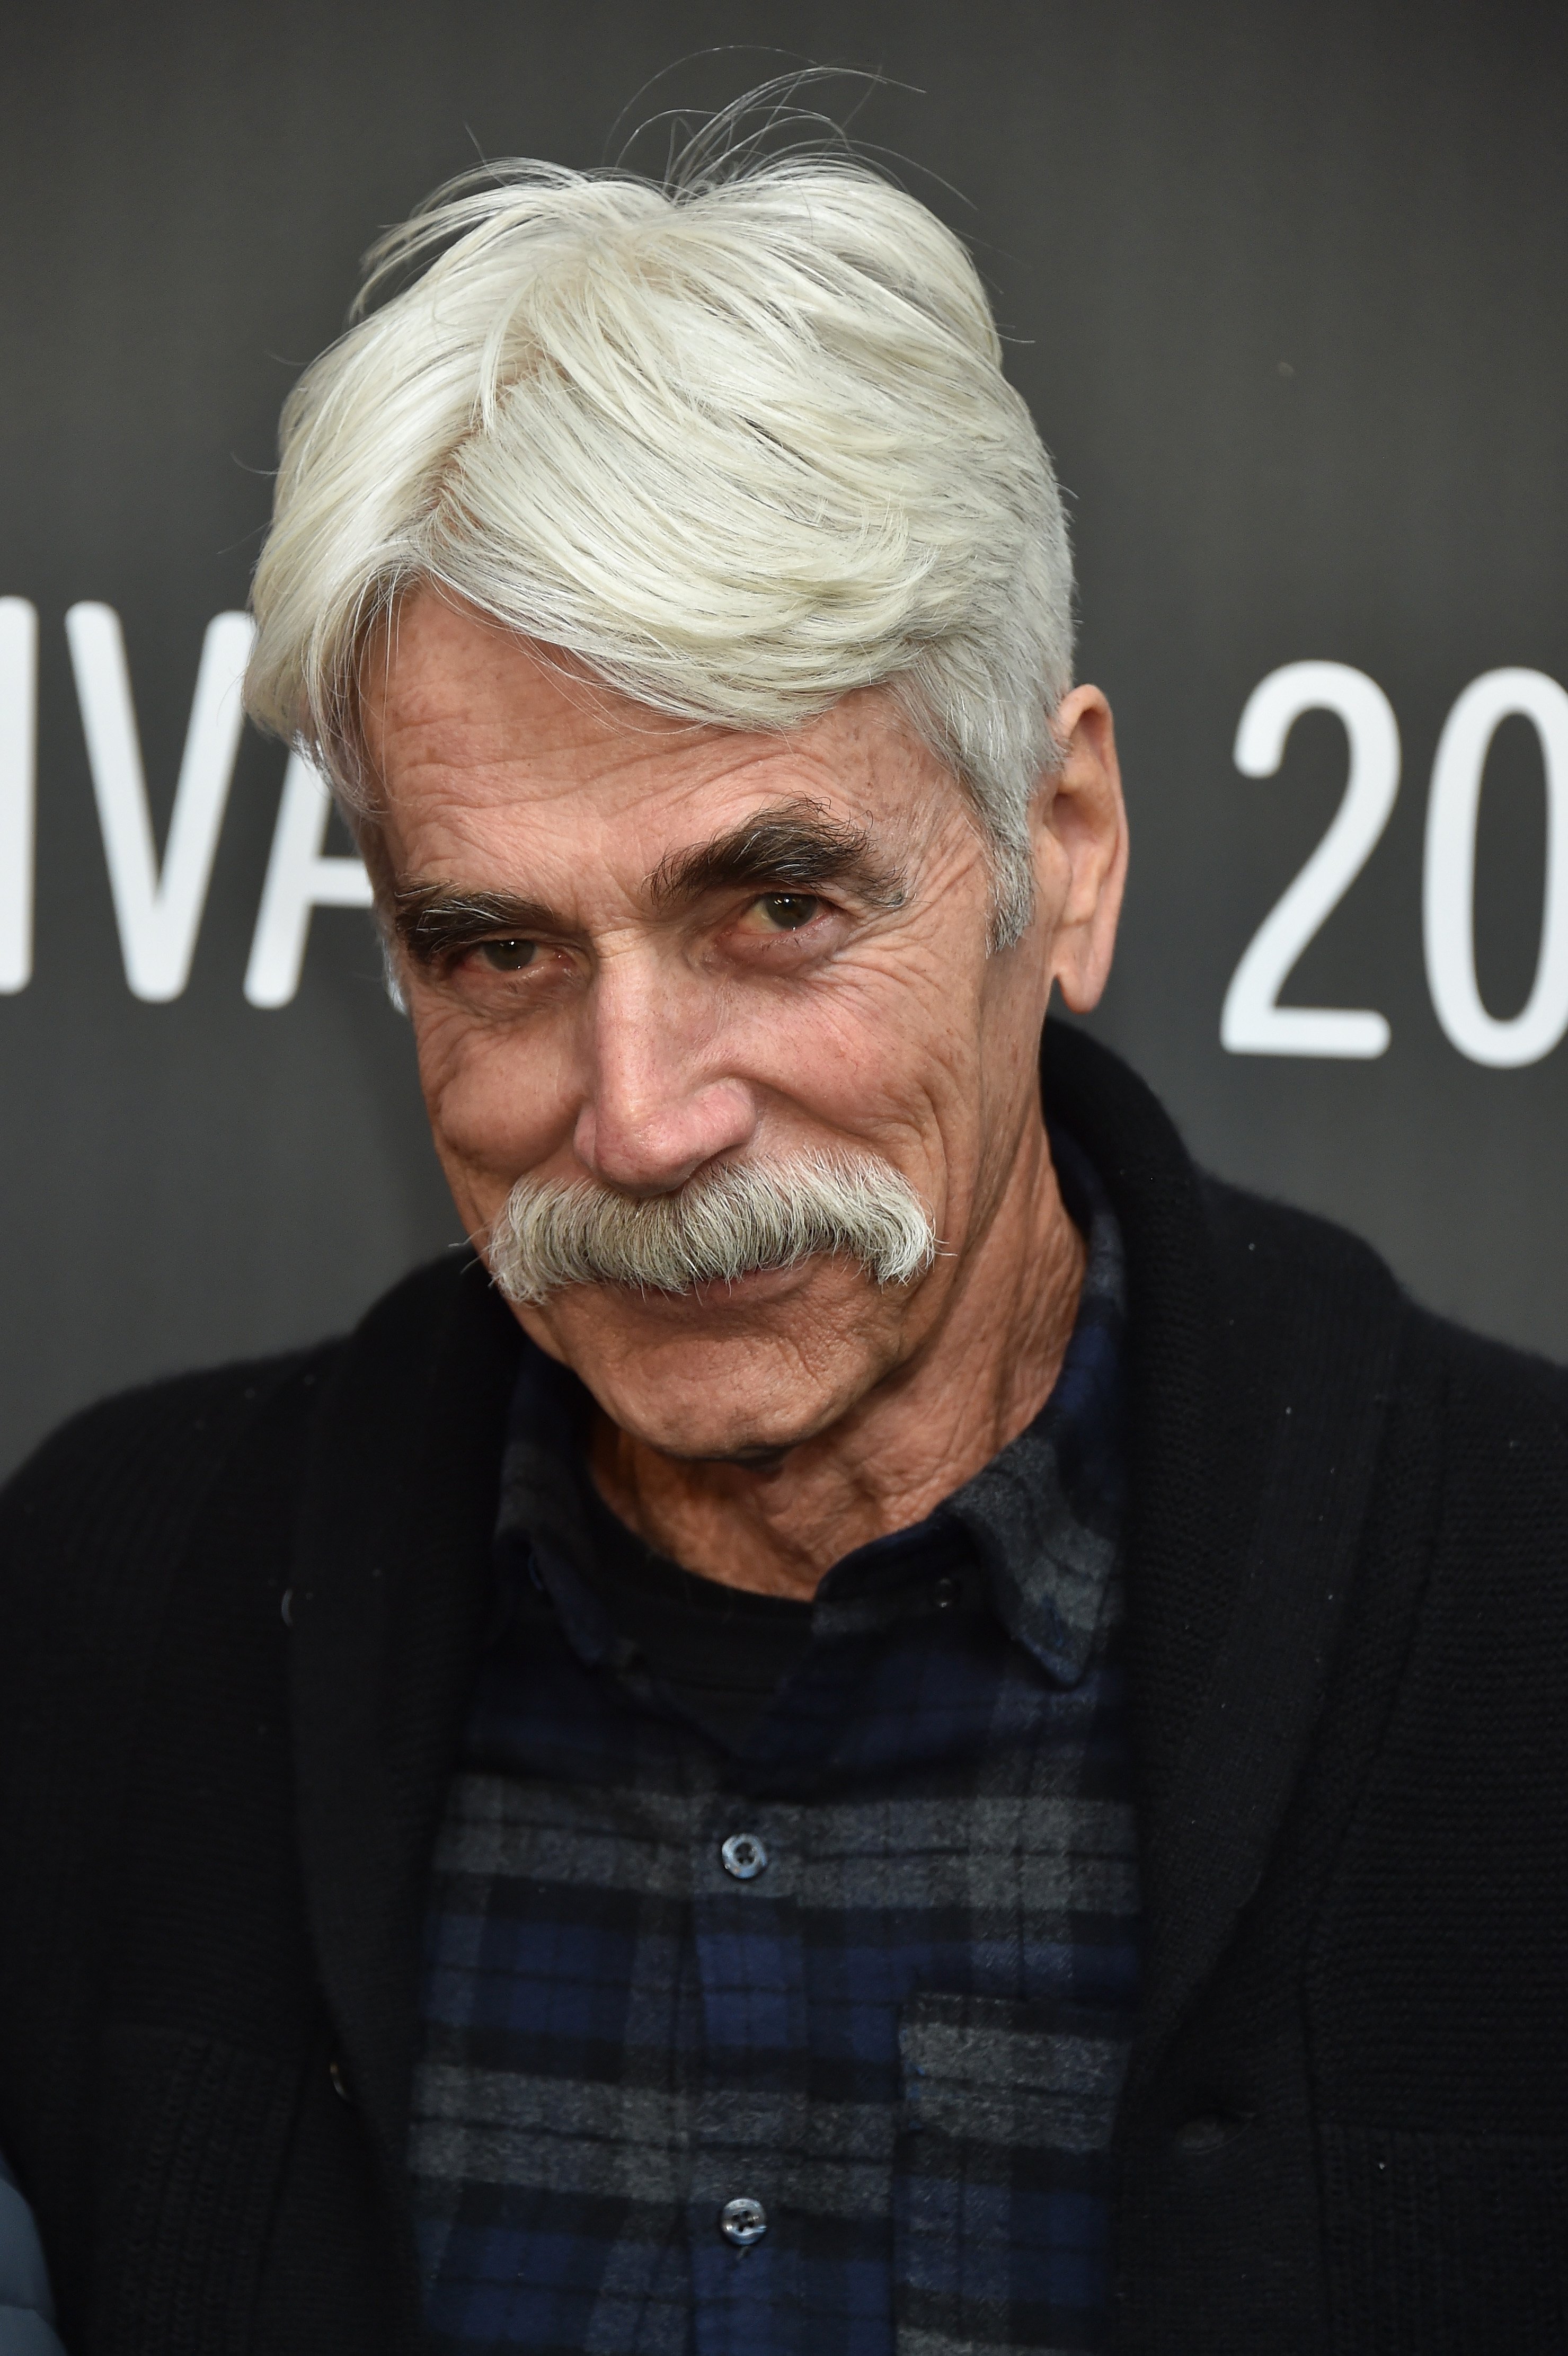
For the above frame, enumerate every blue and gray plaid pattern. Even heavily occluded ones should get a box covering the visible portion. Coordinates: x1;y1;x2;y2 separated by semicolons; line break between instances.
411;1136;1139;2356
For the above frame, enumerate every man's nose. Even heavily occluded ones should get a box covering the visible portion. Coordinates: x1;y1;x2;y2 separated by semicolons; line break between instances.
572;959;758;1194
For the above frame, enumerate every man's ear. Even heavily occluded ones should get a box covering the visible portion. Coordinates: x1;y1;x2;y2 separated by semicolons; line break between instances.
1030;685;1129;1013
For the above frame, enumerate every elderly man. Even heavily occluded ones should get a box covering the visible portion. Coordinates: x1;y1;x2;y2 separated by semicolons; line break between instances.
1;130;1565;2356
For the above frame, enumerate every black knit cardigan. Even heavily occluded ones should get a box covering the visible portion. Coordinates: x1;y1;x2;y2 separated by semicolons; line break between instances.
1;1026;1565;2355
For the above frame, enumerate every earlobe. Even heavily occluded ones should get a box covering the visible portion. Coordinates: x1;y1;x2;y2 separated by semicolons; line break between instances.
1038;686;1129;1013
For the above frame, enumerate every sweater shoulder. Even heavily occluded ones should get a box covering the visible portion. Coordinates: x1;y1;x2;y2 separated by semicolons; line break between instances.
0;1344;340;1551
0;1348;343;1698
0;1252;488;1604
1411;1298;1568;1412
1199;1169;1397;1292
1406;1300;1568;1510
1193;1172;1407;1397
1199;1167;1568;1425
0;1253;482;1526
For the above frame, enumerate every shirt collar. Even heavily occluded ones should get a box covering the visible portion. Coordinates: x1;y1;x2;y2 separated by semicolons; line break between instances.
493;1127;1127;1691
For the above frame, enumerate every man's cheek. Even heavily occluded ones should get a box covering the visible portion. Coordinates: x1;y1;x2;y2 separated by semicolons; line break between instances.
411;1008;484;1132
819;934;983;1059
420;1026;573;1176
779;989;976;1145
737;961;943;1103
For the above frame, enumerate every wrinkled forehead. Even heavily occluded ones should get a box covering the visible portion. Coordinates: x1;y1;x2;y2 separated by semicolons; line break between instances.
359;590;967;896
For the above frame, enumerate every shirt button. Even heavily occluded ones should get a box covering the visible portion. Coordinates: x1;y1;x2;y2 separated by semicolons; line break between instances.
720;2195;767;2246
721;1831;769;1881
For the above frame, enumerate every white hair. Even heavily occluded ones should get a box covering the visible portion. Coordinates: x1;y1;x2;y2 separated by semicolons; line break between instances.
488;1149;938;1305
245;114;1075;943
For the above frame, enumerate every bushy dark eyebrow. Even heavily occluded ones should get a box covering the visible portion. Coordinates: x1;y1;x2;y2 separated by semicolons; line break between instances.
646;801;907;913
393;885;564;967
393;803;905;966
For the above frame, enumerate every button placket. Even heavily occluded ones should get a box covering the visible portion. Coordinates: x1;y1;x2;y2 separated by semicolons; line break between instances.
689;1802;803;2356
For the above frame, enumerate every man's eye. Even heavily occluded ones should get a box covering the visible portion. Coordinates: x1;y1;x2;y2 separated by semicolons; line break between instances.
751;893;822;932
476;937;537;972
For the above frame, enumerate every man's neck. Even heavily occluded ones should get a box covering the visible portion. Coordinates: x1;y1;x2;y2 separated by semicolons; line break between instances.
587;1130;1087;1600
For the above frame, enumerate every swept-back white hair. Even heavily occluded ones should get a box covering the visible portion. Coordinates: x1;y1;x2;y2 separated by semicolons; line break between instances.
245;114;1074;942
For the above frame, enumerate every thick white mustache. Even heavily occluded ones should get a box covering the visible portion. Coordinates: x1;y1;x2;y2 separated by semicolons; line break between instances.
487;1152;938;1306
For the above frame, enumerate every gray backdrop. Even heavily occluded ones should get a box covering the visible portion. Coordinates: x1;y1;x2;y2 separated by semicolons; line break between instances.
2;0;1564;1475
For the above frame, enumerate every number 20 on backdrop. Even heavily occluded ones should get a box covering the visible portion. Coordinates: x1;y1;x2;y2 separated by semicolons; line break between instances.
1224;661;1568;1069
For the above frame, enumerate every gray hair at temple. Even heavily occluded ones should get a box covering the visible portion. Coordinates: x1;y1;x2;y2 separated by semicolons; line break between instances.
243;106;1076;945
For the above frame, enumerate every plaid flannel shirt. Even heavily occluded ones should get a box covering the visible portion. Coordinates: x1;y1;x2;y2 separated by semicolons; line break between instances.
411;1136;1139;2356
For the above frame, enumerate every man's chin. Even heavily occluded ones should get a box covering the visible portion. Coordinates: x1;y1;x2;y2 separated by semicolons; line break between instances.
514;1259;902;1461
591;1359;850;1465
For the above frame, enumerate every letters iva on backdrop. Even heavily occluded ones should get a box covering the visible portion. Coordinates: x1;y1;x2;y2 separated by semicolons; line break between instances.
0;599;1562;1059
0;598;371;1009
